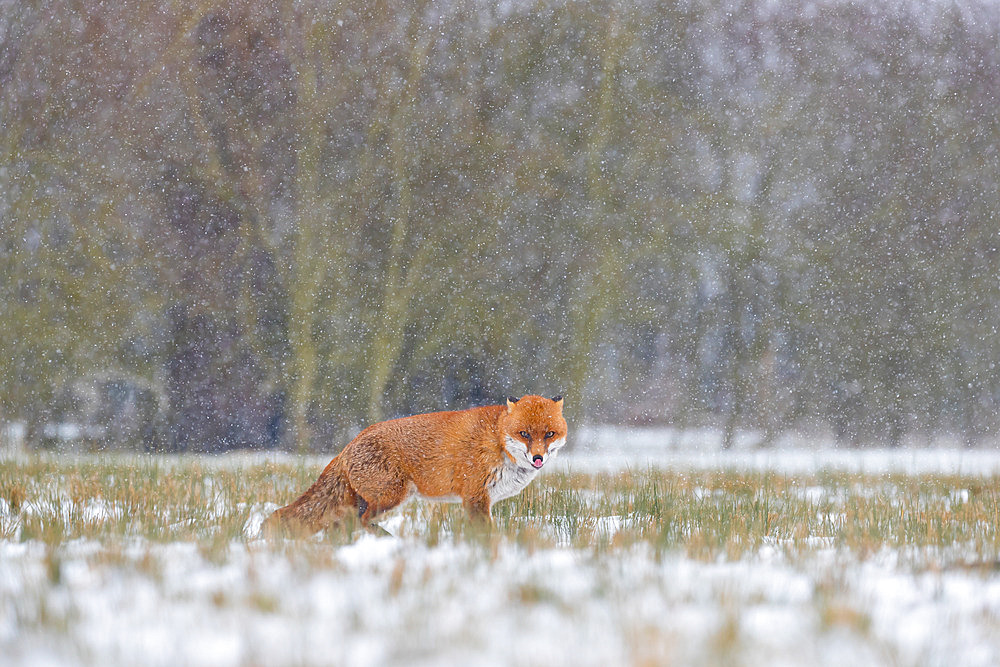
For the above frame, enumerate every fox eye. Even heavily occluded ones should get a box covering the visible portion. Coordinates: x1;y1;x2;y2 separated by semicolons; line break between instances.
545;431;555;439
519;431;530;439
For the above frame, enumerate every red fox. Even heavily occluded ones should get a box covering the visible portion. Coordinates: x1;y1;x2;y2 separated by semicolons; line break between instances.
264;395;567;536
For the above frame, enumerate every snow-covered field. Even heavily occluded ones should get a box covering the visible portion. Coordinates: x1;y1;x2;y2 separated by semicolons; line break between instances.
3;431;1000;666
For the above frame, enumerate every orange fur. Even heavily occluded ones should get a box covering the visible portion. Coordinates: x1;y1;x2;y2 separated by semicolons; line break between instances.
264;395;567;536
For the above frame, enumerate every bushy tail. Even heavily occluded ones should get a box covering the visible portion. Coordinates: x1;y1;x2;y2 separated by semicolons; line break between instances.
262;455;358;537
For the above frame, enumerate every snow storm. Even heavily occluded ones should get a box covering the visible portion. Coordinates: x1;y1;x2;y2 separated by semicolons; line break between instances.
3;0;1000;665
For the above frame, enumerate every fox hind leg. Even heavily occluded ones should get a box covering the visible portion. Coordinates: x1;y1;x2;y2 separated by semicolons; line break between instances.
354;479;410;534
352;497;388;535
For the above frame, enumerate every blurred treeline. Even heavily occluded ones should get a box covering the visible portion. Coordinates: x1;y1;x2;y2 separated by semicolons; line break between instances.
2;0;999;451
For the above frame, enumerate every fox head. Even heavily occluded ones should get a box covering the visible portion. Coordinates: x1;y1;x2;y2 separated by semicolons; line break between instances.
501;395;568;470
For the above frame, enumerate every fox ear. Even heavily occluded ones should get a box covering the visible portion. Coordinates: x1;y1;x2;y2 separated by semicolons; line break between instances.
552;395;563;407
506;396;519;413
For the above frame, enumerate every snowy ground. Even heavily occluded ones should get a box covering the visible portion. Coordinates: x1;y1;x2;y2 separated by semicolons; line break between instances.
3;431;1000;666
6;534;1000;667
572;425;1000;476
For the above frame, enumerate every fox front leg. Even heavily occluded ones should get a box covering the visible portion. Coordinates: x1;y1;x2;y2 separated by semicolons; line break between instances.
463;494;493;526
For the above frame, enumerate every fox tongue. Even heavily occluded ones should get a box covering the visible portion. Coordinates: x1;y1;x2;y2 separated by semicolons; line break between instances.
532;457;544;468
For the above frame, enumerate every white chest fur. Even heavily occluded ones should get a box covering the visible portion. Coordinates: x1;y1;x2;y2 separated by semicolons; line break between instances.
486;456;539;503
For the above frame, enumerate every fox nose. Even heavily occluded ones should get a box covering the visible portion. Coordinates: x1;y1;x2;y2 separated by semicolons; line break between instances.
532;455;544;468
